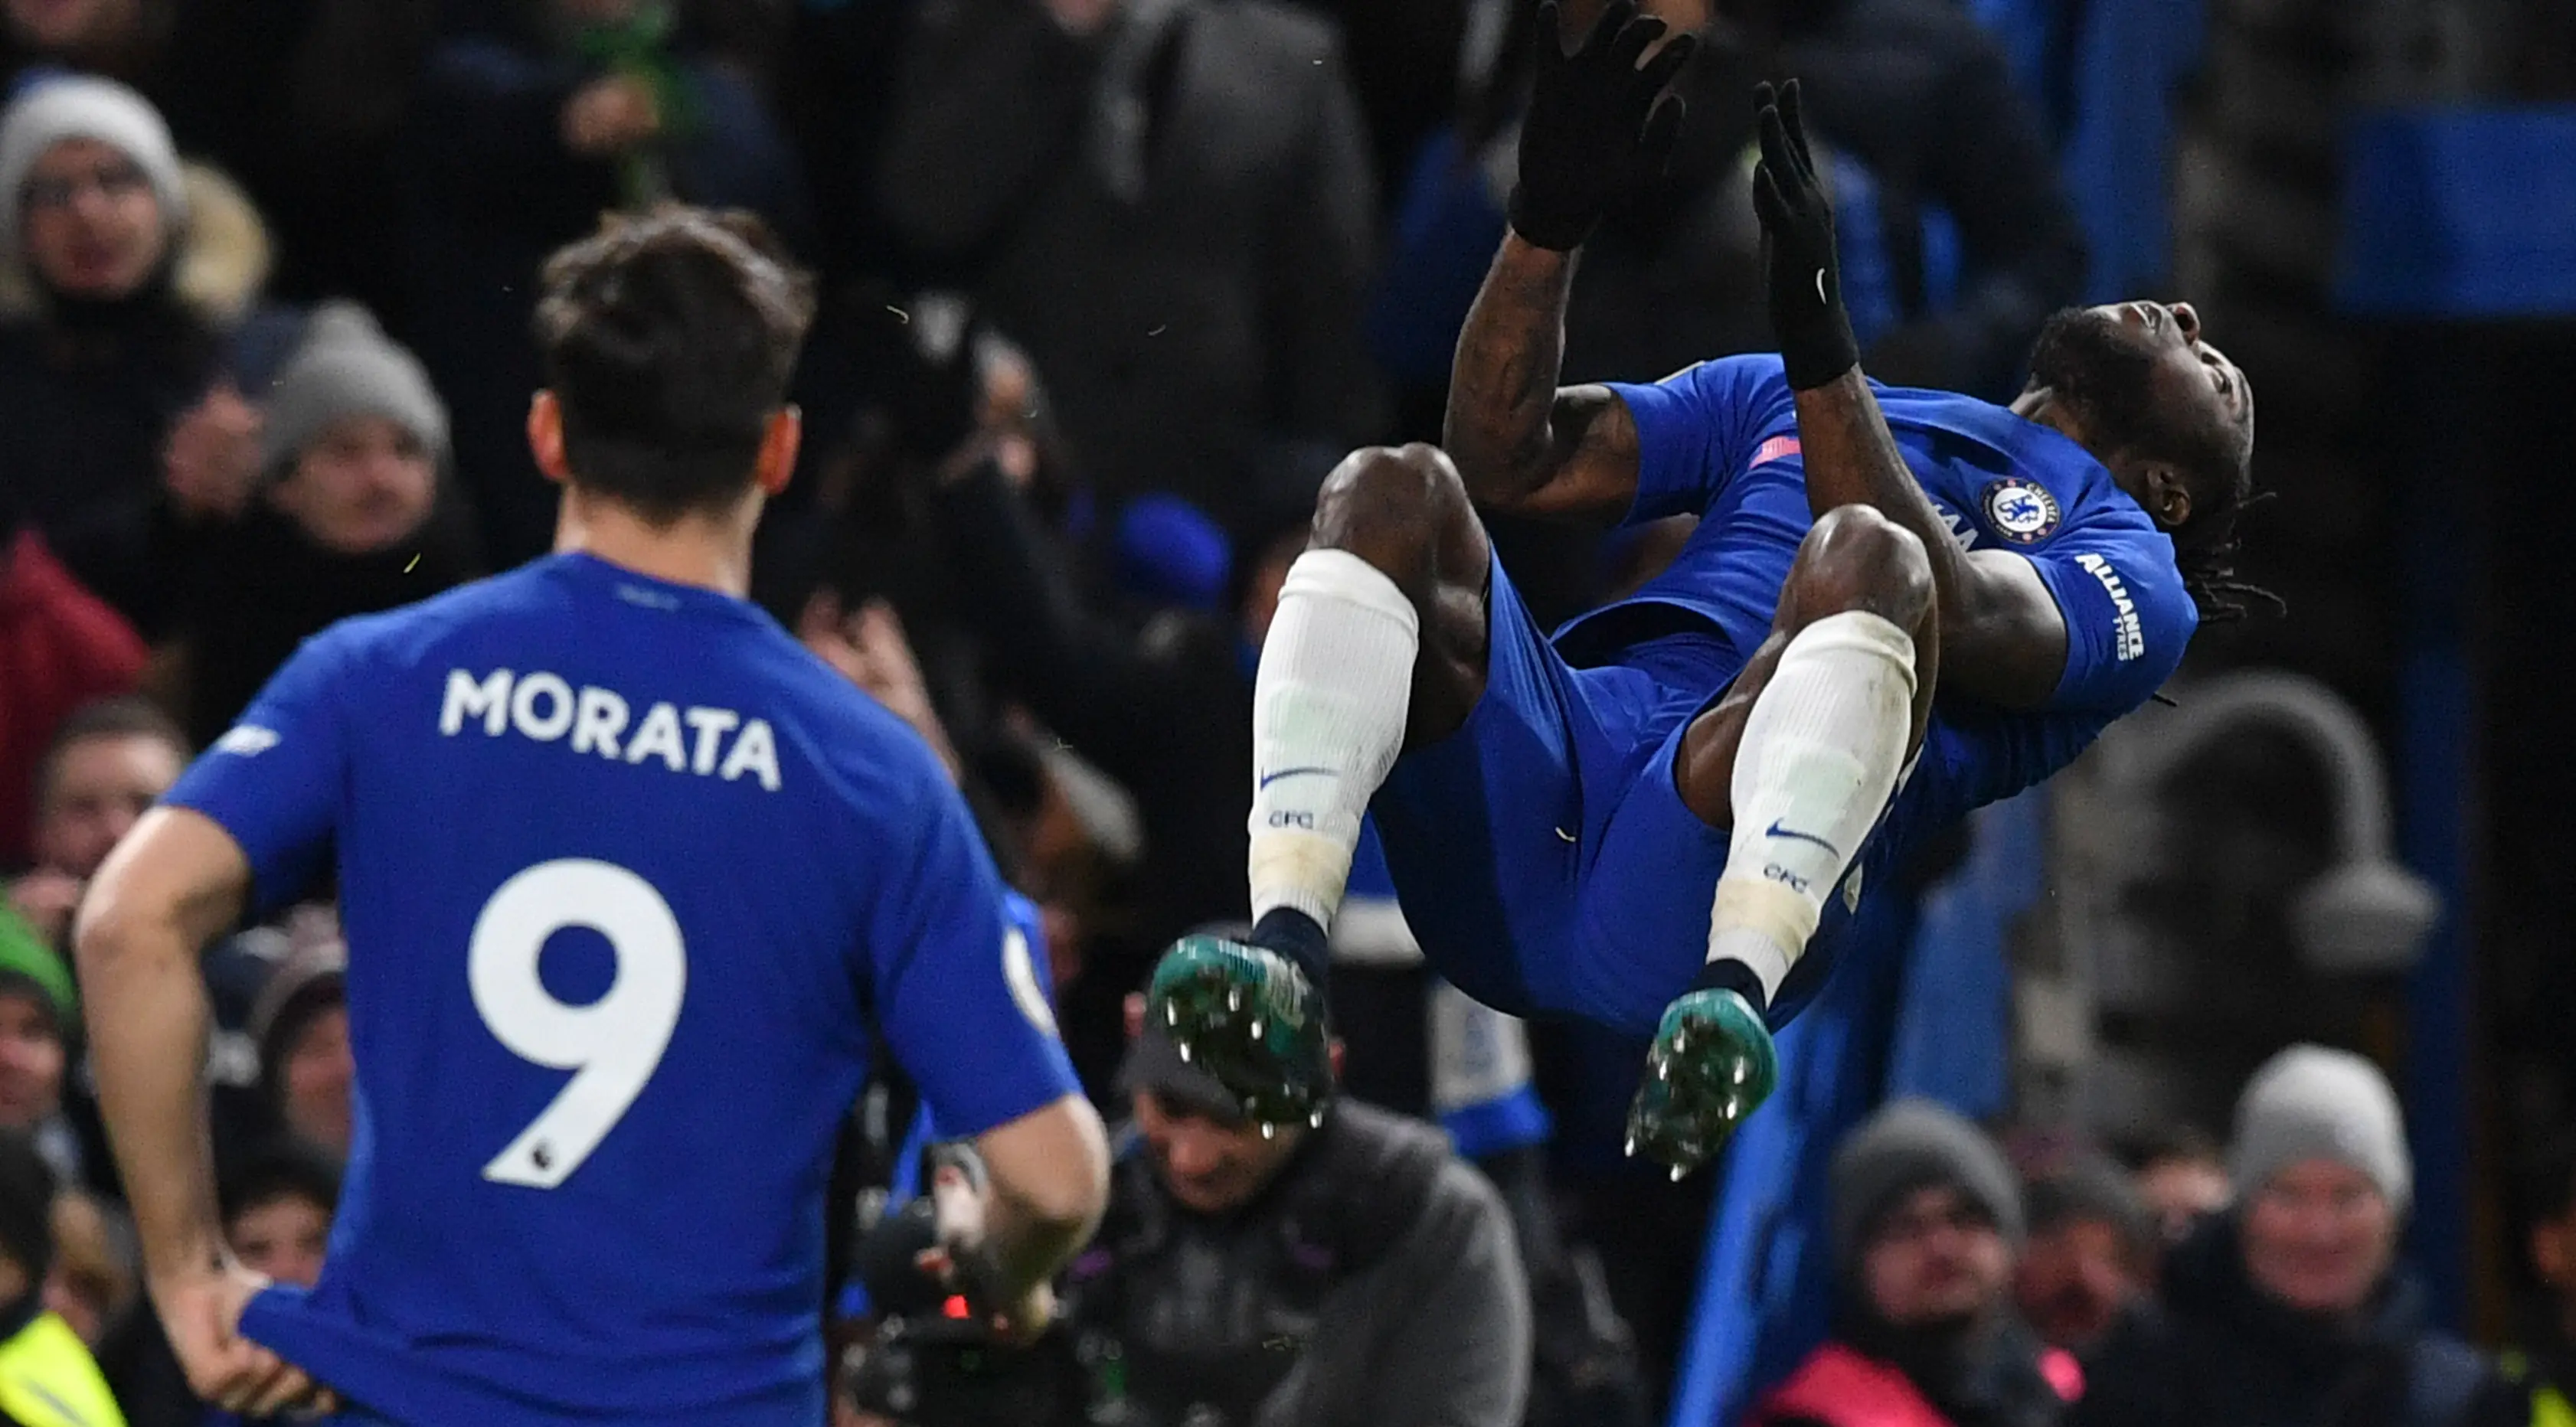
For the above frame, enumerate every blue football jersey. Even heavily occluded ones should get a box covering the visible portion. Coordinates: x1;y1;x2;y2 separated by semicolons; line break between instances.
1577;354;2198;826
164;553;1081;1426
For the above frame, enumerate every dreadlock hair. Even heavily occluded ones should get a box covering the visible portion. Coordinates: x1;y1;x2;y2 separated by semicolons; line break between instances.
2165;401;2283;624
2024;304;2283;623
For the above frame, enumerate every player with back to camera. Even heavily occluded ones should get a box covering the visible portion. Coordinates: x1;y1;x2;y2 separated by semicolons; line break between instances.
1149;0;2264;1177
74;207;1111;1425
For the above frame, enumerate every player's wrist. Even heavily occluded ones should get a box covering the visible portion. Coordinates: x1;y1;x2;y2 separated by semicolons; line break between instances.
145;1246;242;1311
1778;318;1861;391
1773;257;1858;390
1504;183;1595;253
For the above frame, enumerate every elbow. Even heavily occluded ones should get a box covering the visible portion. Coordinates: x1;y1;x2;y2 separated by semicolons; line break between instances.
1439;422;1547;511
69;894;148;999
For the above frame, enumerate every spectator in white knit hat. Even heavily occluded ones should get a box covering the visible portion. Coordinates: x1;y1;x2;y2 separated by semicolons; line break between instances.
171;300;480;747
0;74;302;633
2071;1045;2519;1427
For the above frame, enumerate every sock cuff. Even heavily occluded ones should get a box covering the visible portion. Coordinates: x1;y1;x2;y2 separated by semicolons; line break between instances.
1250;828;1357;927
1712;874;1823;956
1280;548;1420;638
1782;609;1919;695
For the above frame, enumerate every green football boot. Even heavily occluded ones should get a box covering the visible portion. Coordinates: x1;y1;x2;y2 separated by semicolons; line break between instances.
1145;934;1334;1131
1624;986;1780;1179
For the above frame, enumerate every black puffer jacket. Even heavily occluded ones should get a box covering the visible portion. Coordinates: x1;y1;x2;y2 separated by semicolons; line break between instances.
2069;1216;2523;1427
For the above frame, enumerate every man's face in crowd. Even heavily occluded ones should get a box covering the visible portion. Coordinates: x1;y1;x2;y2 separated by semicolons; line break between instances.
1132;1089;1301;1216
280;1005;356;1158
2014;1214;2145;1352
1237;529;1306;651
2240;1158;2396;1316
2525;1182;2576;1316
1862;1184;2012;1329
229;1192;331;1289
19;136;168;302
44;1190;129;1346
2136;1153;2231;1244
273;415;440;557
0;991;65;1131
35;730;184;880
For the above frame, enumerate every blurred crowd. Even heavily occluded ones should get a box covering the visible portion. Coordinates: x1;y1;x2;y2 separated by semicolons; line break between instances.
0;0;2538;1425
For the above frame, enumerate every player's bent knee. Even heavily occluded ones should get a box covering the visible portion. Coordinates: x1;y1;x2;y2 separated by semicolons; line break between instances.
1310;443;1469;584
1790;505;1934;628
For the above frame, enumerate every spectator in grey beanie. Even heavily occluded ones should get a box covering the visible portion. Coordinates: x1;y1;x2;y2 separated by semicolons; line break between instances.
257;300;448;519
2070;1047;2522;1427
1831;1100;2025;1279
171;299;481;748
2015;1154;2155;1355
2231;1043;2411;1224
1749;1101;2077;1427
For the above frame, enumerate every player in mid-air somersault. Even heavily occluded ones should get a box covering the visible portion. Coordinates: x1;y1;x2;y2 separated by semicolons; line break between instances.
1149;0;2264;1177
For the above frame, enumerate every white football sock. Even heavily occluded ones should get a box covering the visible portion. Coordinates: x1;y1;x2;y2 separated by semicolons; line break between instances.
1248;550;1419;929
1706;610;1917;1002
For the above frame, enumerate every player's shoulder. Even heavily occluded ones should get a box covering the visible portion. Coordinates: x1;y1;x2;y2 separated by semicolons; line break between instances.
1620;354;1796;429
1662;351;1791;396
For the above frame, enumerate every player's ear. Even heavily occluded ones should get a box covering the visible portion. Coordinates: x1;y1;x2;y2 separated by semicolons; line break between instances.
1327;1040;1346;1082
528;391;572;486
1123;992;1147;1041
754;405;802;498
2134;459;2194;530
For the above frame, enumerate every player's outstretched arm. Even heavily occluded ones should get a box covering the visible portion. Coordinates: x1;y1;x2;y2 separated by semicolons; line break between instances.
1753;80;2071;709
74;807;337;1418
1443;0;1692;520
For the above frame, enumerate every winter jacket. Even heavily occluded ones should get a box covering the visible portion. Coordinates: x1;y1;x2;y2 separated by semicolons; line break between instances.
1067;1102;1529;1427
0;528;145;867
2069;1217;2523;1427
172;489;479;750
1753;1323;2078;1427
877;0;1386;534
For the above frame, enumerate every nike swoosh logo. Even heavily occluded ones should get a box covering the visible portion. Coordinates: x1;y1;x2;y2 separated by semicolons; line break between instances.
1814;268;1829;305
1258;766;1339;790
1766;820;1840;857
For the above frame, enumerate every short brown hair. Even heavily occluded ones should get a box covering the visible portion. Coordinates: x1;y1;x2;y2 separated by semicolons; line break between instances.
35;696;188;809
532;207;816;524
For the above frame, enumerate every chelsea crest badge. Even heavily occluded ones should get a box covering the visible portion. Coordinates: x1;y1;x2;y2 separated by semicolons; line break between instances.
1981;478;2061;544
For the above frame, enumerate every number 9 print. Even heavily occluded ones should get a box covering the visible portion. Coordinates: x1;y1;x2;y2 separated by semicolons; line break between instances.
469;860;687;1189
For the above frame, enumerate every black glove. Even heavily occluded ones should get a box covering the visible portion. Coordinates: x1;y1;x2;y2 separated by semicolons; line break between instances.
1508;0;1696;252
1751;79;1860;390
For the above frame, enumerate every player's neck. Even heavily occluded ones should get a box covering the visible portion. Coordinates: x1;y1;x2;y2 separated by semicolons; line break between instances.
553;488;759;599
2009;386;2100;454
2010;385;2071;433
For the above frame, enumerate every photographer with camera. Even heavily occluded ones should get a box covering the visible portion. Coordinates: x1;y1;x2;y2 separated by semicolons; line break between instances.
841;989;1531;1426
1079;991;1530;1426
